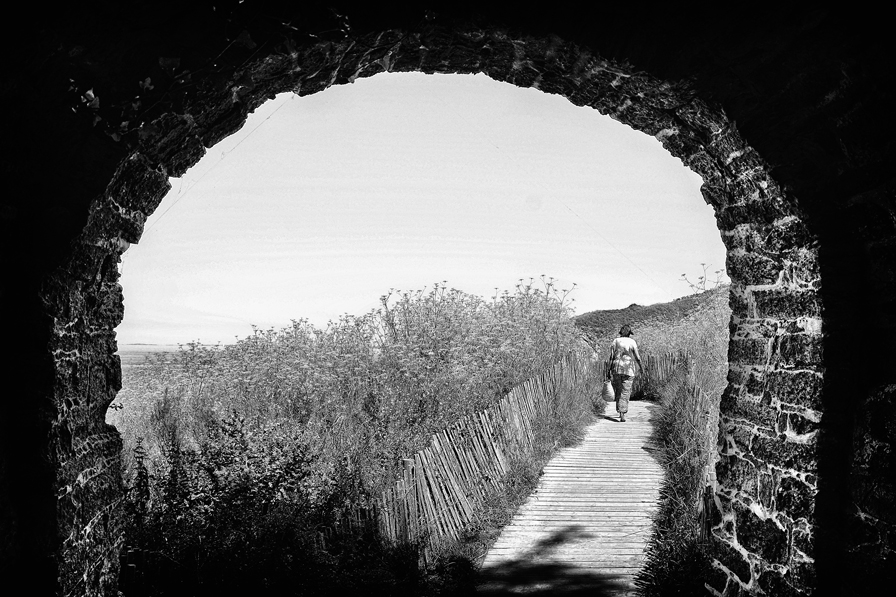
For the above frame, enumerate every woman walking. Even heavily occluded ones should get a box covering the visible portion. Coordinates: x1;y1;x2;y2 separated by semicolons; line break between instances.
607;324;643;422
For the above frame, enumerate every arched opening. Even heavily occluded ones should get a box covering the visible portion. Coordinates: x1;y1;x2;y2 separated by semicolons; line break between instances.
108;71;732;592
13;11;861;595
114;72;725;346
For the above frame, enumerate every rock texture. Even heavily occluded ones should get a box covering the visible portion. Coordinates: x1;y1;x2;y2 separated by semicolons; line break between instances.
1;3;893;595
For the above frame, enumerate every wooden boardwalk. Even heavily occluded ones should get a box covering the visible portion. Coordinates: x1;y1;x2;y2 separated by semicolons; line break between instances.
476;400;663;596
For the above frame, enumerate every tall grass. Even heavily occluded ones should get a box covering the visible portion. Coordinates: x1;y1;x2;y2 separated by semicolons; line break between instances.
628;285;730;396
636;369;718;596
634;286;730;596
111;277;593;595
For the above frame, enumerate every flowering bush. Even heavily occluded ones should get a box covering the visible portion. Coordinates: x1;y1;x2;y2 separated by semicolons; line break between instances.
114;277;586;594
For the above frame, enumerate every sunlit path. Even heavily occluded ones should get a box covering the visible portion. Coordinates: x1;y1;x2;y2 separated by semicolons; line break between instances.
477;400;663;596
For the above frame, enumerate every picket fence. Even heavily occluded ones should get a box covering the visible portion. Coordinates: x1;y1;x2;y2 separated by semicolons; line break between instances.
320;350;684;562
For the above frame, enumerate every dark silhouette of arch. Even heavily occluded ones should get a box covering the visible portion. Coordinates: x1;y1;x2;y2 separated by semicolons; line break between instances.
1;4;892;595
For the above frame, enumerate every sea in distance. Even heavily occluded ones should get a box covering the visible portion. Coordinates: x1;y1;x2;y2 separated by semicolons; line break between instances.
117;343;221;372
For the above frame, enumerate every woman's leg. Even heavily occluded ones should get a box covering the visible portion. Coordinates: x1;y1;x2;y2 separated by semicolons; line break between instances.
617;375;634;420
611;373;623;415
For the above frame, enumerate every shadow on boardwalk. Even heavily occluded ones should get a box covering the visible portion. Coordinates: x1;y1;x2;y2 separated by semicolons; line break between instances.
474;526;635;595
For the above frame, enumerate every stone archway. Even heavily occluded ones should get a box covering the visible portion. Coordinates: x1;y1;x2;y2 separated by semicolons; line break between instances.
3;5;893;596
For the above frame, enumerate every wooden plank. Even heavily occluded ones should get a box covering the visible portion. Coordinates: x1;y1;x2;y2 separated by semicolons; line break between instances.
432;431;475;525
414;452;441;545
477;400;662;593
418;448;458;541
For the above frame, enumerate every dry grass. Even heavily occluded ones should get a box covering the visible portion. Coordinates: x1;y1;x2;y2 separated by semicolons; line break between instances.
631;287;730;596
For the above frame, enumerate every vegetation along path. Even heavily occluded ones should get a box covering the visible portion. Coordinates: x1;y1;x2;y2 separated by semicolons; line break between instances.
476;400;663;596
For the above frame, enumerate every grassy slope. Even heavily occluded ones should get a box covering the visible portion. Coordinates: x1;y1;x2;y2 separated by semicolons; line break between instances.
574;285;730;389
574;285;728;344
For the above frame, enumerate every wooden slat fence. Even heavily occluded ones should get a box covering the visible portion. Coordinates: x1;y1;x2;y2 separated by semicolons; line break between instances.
326;350;685;562
372;351;589;561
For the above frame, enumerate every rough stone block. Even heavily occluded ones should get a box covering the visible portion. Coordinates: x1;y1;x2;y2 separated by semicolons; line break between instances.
733;499;788;564
729;289;749;317
138;113;207;178
766;217;816;252
634;78;691;110
104;154;171;213
717;200;790;229
781;249;822;290
726;172;778;205
80;202;145;246
624;105;677;137
701;183;733;210
721;421;756;455
196;99;253;149
733;317;780;339
717;454;759;498
790;559;816;593
729;337;770;364
792;526;814;558
745;368;766;395
104;354;123;395
721;223;765;253
656;124;699;160
711;533;752;584
727;367;747;386
776;475;816;521
726;252;782;286
786;412;820;435
721;386;777;429
777;334;824;368
766;369;823;410
88;283;125;327
722;580;745;597
707;128;748;162
675;98;726;136
67;244;109;283
751;434;817;473
757;569;804;597
684;149;725;188
751;289;821;319
705;562;732;596
758;470;778;510
507;62;542;88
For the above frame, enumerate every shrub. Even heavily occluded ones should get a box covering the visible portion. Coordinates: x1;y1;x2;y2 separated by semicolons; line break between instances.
113;277;589;595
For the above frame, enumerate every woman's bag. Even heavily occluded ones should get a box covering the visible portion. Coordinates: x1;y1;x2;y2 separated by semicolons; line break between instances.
601;379;615;403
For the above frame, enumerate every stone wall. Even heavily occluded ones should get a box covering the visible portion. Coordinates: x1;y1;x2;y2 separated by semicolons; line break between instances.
1;3;892;595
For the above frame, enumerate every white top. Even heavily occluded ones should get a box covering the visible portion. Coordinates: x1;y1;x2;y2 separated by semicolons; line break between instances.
610;337;639;376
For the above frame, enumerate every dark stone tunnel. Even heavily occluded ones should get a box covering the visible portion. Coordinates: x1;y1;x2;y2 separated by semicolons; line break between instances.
1;3;892;595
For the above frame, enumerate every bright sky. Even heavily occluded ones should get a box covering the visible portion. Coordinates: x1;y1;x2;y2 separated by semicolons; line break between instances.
115;72;728;346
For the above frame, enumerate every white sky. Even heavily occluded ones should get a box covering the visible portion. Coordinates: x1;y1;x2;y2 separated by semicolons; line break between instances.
115;72;728;346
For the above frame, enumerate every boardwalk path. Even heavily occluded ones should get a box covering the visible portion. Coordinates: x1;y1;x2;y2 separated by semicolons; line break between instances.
476;400;663;596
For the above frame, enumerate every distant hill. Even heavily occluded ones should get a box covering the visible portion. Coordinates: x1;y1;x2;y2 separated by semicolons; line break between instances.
574;285;730;352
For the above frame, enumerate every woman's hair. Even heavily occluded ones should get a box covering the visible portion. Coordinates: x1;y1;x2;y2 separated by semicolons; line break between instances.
619;324;633;337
